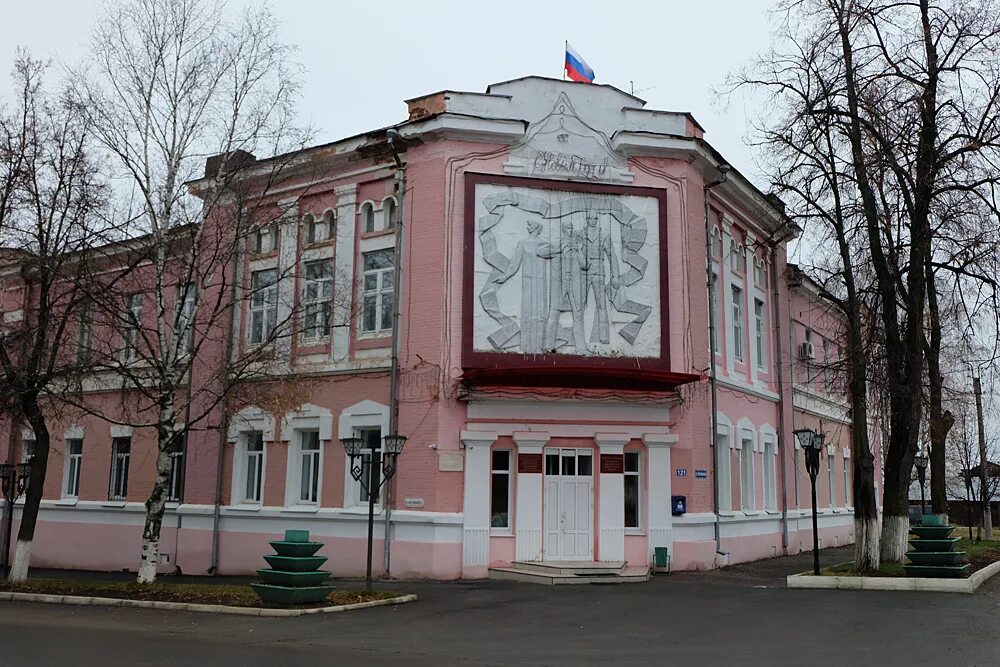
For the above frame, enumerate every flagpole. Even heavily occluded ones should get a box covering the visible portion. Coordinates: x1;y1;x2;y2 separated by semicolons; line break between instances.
563;40;567;80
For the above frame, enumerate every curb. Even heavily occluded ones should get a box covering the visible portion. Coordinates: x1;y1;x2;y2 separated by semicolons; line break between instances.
786;560;1000;594
0;591;417;617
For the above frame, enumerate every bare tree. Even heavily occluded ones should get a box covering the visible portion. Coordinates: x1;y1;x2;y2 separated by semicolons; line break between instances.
69;0;311;583
0;52;107;582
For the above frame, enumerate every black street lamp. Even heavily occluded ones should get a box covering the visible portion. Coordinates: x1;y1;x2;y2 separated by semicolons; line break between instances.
914;449;928;521
341;434;407;593
0;463;31;579
794;428;825;576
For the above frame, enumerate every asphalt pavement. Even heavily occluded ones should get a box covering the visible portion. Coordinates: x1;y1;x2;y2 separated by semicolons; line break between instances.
3;547;1000;666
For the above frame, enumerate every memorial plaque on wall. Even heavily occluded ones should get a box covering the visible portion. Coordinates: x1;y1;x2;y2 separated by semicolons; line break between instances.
600;454;624;474
518;453;543;473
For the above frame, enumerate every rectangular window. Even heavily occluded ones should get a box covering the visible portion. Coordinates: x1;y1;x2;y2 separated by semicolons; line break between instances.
176;283;196;354
710;271;720;355
77;301;92;364
844;456;852;507
361;250;394;334
358;428;382;504
109;437;131;501
731;285;744;362
122;293;143;361
65;438;83;498
822;339;832;392
740;438;755;511
624;451;641;529
491;450;512;529
301;260;334;342
244;431;264;504
21;438;35;464
754;298;765;370
753;258;766;287
167;434;185;502
249;269;278;345
716;429;732;512
828;453;836;508
763;438;776;511
254;224;279;253
298;431;321;504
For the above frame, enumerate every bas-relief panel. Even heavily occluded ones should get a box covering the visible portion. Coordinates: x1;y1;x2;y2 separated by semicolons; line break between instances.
473;183;661;359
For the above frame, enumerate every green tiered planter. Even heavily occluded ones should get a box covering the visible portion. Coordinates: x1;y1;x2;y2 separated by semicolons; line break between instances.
251;530;335;606
903;515;971;579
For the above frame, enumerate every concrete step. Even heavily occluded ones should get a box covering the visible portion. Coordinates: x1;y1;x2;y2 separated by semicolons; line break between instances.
488;565;650;585
511;560;626;576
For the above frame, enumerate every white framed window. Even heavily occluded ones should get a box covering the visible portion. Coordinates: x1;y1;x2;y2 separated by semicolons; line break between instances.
122;293;143;362
491;450;512;529
167;434;185;502
248;268;278;345
360;202;376;234
740;436;755;511
109;436;131;501
753;257;766;287
731;285;744;362
716;426;732;512
301;260;333;342
77;301;92;364
64;438;82;499
763;436;777;511
361;250;393;334
822;338;832;392
357;428;383;504
243;431;265;504
305;212;334;244
843;454;852;507
176;283;196;354
383;197;397;230
295;431;321;505
254;224;280;253
729;239;743;271
710;270;721;355
754;298;766;369
21;438;35;464
624;451;642;529
828;451;836;508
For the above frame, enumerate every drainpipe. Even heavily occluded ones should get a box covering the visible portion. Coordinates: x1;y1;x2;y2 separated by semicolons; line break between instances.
704;164;730;560
770;242;789;552
209;212;242;575
384;129;406;575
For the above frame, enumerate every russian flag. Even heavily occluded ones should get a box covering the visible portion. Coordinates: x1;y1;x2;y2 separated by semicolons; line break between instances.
564;42;595;83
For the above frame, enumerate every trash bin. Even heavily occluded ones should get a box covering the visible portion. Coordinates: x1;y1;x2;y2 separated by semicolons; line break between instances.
671;495;686;515
654;546;670;570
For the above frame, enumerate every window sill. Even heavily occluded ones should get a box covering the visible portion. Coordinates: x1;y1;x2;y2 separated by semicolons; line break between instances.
281;505;320;514
359;229;396;240
625;529;646;536
341;505;382;515
56;498;79;506
718;510;740;517
765;509;781;515
356;331;392;341
742;510;763;516
101;501;128;508
228;503;263;512
490;528;513;537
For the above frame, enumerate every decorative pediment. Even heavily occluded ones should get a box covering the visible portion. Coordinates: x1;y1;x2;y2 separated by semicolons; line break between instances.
504;93;633;184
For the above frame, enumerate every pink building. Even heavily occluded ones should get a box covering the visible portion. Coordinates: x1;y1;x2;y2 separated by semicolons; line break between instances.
0;76;875;578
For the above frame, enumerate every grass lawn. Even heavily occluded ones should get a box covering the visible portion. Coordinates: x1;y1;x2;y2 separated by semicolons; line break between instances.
821;561;905;577
0;578;399;608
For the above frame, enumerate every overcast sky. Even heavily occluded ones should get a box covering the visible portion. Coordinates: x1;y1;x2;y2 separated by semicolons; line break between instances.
0;0;777;185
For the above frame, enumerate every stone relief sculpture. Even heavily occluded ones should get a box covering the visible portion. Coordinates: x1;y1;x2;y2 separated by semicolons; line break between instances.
478;189;654;357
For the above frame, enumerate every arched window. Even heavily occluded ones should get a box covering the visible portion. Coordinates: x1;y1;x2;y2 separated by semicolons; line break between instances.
383;197;397;230
360;202;375;234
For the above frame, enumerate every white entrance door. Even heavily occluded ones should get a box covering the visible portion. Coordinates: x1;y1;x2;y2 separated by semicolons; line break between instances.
543;449;594;561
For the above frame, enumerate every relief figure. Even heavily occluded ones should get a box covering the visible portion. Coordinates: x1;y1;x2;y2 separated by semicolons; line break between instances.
494;219;548;353
582;211;621;344
538;218;587;352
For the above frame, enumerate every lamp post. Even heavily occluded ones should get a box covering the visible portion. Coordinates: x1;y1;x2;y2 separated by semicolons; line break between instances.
0;463;31;579
794;428;825;576
914;449;928;521
341;433;406;593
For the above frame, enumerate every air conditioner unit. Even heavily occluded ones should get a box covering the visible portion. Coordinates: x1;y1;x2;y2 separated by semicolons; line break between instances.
799;341;815;360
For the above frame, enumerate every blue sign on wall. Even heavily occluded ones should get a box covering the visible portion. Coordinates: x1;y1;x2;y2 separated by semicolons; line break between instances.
695;469;708;478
